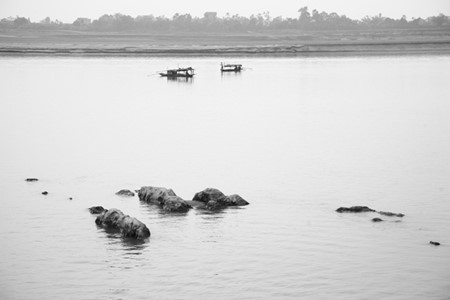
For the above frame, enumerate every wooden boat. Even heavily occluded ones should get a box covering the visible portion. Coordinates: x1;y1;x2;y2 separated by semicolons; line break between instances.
160;67;195;78
221;63;243;72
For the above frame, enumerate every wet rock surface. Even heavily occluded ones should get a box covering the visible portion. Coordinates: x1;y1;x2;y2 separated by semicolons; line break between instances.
138;186;177;205
95;208;150;240
138;186;193;212
163;196;193;212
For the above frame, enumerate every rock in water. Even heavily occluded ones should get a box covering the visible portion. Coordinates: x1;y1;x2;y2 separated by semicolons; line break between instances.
120;216;151;239
163;196;193;212
193;188;231;209
115;189;135;197
193;188;249;210
89;206;106;214
336;206;376;213
95;208;150;240
227;194;250;206
138;186;177;205
378;211;405;217
25;178;39;182
193;188;228;203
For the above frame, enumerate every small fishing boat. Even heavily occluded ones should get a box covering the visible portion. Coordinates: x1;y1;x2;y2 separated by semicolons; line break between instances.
160;67;195;78
221;63;243;72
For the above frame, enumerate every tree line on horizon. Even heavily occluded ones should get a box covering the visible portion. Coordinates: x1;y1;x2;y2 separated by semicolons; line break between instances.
1;7;449;32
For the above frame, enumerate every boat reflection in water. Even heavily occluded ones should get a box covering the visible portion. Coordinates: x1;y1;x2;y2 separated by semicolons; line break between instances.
166;76;194;84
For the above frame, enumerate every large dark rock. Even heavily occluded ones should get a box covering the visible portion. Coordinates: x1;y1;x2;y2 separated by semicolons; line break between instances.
193;188;228;204
378;211;405;217
138;186;177;205
25;178;39;182
163;196;193;212
193;188;231;210
336;206;376;213
89;206;106;214
95;208;150;240
193;188;249;210
115;189;135;197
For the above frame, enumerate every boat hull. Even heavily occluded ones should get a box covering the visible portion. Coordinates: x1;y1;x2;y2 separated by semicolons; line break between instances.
159;73;194;78
221;69;241;72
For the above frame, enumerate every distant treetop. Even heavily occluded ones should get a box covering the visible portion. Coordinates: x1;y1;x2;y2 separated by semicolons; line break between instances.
1;7;449;31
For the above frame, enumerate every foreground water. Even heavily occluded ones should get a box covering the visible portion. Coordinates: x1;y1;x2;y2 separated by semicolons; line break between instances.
0;55;449;299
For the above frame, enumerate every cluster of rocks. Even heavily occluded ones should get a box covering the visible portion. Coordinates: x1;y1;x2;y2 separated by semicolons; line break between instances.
192;188;249;210
91;207;150;240
89;186;249;241
336;206;405;222
25;178;49;195
138;186;249;212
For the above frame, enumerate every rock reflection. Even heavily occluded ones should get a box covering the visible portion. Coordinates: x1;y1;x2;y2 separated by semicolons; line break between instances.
139;202;191;218
121;237;148;255
97;225;149;256
195;208;227;219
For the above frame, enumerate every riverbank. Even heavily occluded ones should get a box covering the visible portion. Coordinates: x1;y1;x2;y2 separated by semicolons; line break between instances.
1;28;450;56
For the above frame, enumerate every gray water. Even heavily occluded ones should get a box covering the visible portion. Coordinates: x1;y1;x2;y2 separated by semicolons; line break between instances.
0;55;449;300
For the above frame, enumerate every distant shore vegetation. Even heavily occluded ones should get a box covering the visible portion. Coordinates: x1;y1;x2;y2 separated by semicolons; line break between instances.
1;7;449;32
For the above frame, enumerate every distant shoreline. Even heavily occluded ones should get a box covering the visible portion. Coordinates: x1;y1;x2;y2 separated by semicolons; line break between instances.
1;41;450;57
2;28;450;57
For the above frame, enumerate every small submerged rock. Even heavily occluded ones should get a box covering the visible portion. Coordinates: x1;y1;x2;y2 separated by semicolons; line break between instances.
25;178;39;182
115;189;135;197
429;241;440;246
336;206;375;213
89;206;106;214
378;211;405;217
41;191;48;195
372;218;383;222
95;208;150;240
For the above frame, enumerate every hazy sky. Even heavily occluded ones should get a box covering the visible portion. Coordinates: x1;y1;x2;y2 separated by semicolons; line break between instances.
1;0;449;22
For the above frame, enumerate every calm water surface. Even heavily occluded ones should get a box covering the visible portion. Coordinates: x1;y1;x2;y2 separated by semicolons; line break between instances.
0;55;449;299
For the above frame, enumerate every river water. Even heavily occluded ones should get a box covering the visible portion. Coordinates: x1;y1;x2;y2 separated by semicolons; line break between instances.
0;55;449;299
